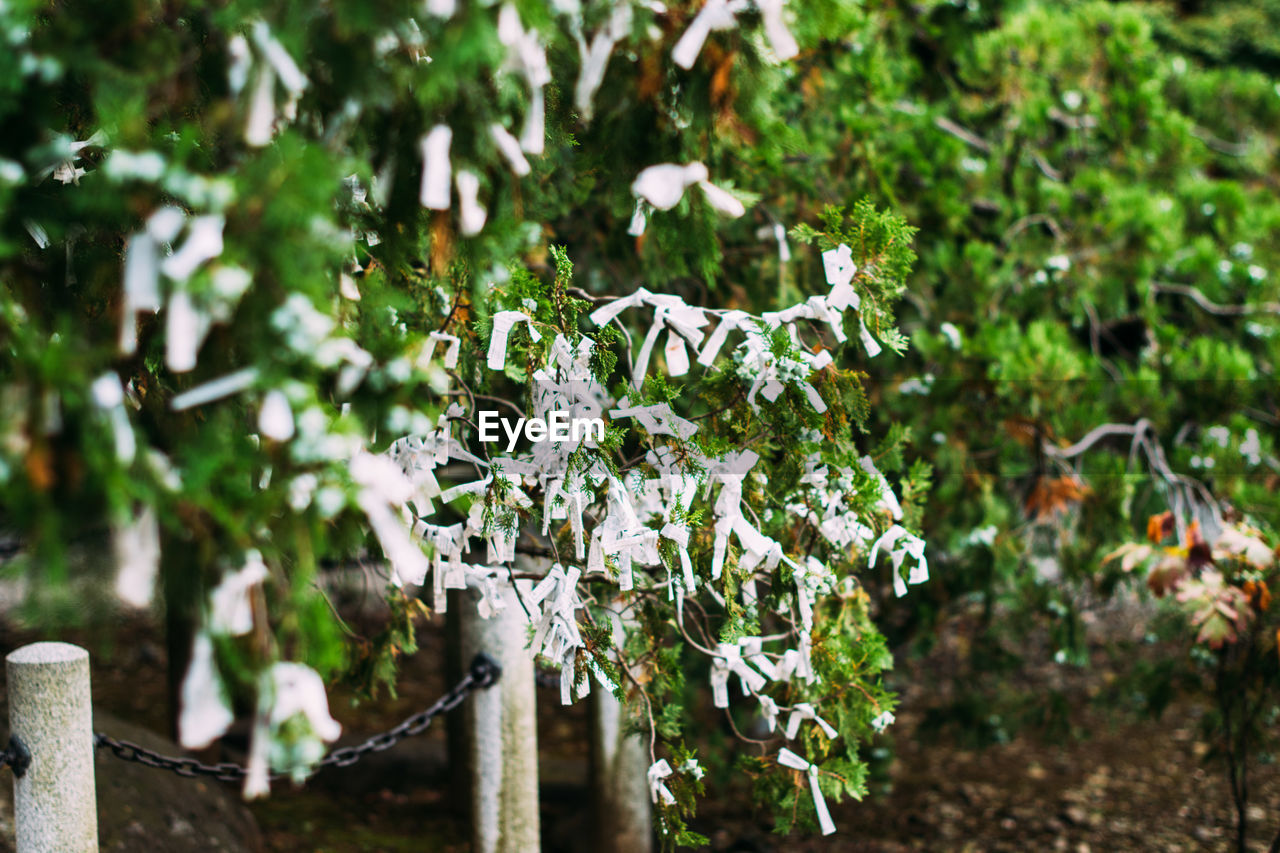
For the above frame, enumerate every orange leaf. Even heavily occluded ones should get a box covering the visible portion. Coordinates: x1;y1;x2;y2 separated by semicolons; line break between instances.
636;52;663;102
1002;418;1040;448
25;445;54;492
1147;511;1175;544
709;48;736;109
1243;580;1271;612
1024;475;1090;520
1186;520;1213;569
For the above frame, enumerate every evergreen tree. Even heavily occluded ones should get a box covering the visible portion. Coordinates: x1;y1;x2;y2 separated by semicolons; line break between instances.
0;0;927;843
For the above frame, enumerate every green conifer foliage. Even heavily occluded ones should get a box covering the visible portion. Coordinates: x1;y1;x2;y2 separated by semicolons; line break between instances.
0;0;928;843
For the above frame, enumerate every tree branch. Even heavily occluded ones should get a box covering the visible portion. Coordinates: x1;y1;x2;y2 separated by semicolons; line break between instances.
1152;281;1280;316
933;115;991;153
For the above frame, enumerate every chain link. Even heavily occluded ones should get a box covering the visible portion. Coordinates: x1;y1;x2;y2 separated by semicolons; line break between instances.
94;652;500;783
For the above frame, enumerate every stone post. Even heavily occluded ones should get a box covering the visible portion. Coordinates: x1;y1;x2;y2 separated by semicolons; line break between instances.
6;642;98;853
589;603;652;853
589;686;653;853
458;568;540;853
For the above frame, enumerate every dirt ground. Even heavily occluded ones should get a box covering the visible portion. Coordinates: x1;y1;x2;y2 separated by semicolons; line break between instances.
1;604;1275;853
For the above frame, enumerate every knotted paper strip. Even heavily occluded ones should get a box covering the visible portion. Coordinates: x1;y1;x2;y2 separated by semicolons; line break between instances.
776;748;836;835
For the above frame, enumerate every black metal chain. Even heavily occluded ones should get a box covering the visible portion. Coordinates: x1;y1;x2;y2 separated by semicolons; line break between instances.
93;652;501;783
0;735;31;778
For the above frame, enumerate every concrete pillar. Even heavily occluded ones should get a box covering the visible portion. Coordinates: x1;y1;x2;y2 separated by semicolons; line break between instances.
6;642;98;853
589;604;652;853
459;573;540;853
590;686;652;853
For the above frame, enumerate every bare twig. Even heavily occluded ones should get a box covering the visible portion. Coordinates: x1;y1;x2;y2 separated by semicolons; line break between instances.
1082;301;1123;382
1151;281;1280;316
447;390;528;420
1031;152;1063;182
1001;213;1064;247
1047;107;1098;130
933;116;991;153
565;286;615;304
1190;126;1250;157
1044;419;1223;540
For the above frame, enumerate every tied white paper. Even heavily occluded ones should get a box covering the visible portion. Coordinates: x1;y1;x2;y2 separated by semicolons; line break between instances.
527;564;602;704
166;288;207;373
630;301;708;387
757;0;799;59
820;242;881;356
91;372;136;463
340;272;361;300
498;4;551;155
420;125;453;210
776;748;836;835
209;550;269;635
243;661;342;798
632;162;708;210
140;214;230;374
738;636;778;681
337;237;930;783
588;286;652;328
253;24;307;96
710;642;767;707
487;310;542;370
351;450;430;587
574;2;632;121
178;632;235;749
697;310;749;366
783;702;838;740
245;59;278;147
698;180;745;217
869;523;928;598
822;243;856;288
774;222;791;263
228;34;252;95
267;661;342;742
259;389;295;441
241;22;307;147
759;694;781;732
672;0;748;69
490;123;531;176
455;170;487;236
114;505;160;608
171;367;260;411
179;551;269;751
707;449;760;579
661;521;696;590
120;221;166;354
859;455;904;520
164;214;225;280
629;162;747;235
872;710;895;733
428;330;461;368
609;402;698;440
244;689;272;799
648;759;676;805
